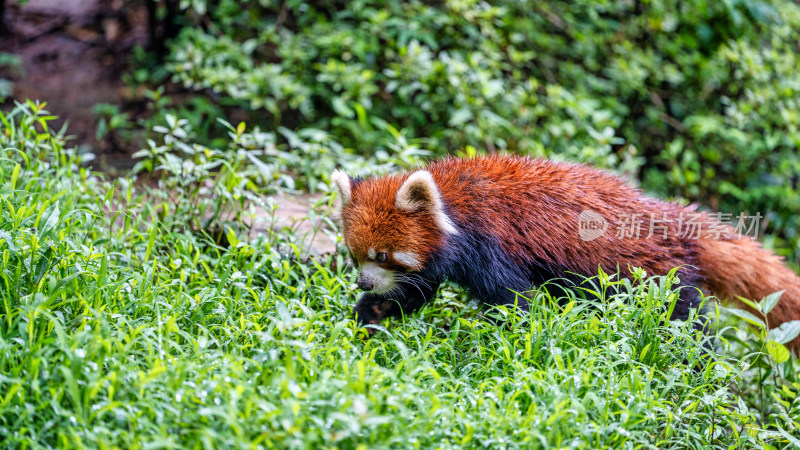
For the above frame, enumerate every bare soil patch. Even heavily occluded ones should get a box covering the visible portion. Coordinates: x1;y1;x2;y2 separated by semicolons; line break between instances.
2;0;148;169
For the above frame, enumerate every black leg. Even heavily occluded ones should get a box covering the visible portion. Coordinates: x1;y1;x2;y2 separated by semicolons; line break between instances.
669;271;714;354
669;270;708;328
353;279;440;333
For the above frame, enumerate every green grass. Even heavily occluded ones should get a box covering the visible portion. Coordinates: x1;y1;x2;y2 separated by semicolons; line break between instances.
1;102;798;448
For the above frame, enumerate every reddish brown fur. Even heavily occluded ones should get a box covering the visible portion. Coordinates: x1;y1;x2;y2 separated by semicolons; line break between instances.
342;176;444;266
339;155;800;351
424;156;696;277
698;235;800;352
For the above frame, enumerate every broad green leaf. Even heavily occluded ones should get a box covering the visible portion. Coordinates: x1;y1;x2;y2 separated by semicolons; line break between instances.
226;227;239;248
38;203;61;238
766;340;790;364
767;320;800;345
735;295;761;312
0;230;16;252
726;308;766;329
776;424;800;446
760;290;784;314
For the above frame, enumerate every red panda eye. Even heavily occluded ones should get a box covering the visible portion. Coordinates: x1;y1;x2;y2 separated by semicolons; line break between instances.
376;252;388;263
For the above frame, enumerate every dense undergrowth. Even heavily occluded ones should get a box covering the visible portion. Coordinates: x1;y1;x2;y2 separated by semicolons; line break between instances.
2;102;799;448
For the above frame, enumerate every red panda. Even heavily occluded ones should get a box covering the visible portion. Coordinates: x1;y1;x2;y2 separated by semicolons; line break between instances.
330;155;800;352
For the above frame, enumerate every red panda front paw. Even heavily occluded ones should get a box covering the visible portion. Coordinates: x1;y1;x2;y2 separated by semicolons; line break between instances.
353;297;395;336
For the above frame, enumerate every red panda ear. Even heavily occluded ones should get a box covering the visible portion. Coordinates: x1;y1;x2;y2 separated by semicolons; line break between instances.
395;171;458;235
330;170;352;222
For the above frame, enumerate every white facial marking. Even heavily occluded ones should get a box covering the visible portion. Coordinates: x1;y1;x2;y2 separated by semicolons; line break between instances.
393;251;422;269
395;170;459;235
368;248;376;259
360;262;396;294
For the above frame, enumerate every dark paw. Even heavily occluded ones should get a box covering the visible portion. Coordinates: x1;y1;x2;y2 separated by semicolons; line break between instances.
353;300;394;336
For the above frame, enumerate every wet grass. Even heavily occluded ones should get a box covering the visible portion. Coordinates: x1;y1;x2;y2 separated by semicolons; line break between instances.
1;102;798;448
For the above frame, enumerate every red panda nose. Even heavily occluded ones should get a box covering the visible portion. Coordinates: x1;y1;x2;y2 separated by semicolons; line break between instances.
357;280;373;291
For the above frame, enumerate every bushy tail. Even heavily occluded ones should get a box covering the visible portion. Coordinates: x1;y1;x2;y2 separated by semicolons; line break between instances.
697;233;800;353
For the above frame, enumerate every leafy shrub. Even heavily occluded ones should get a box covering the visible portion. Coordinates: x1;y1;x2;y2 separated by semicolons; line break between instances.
152;0;800;264
132;113;431;196
720;295;800;439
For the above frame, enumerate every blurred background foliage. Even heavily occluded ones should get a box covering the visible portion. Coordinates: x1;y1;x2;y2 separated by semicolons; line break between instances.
121;0;800;265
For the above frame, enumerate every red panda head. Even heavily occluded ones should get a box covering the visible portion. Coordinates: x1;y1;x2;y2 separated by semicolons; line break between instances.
330;169;458;294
